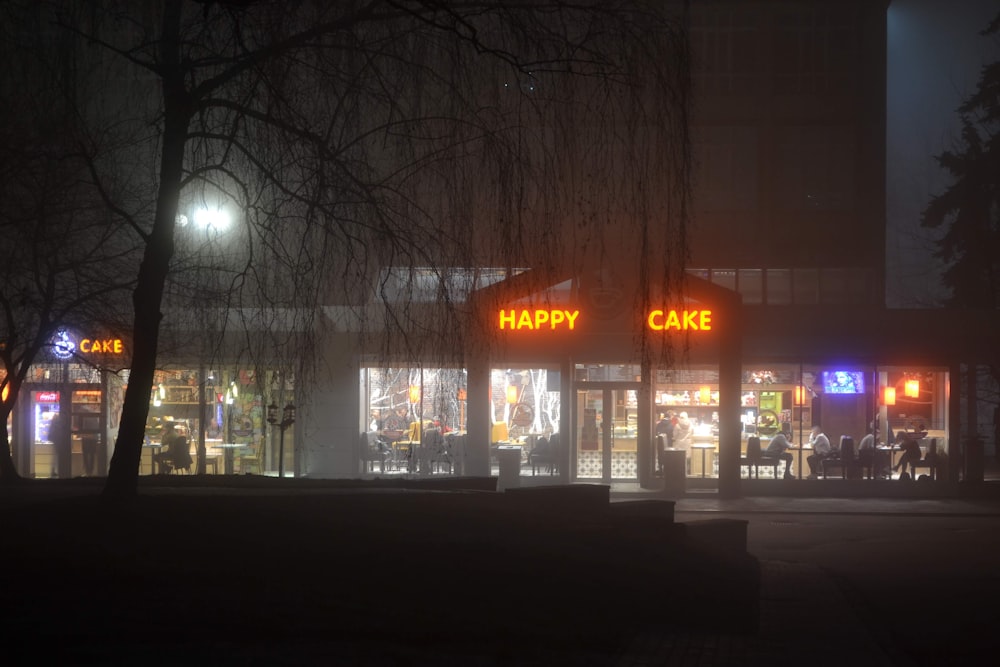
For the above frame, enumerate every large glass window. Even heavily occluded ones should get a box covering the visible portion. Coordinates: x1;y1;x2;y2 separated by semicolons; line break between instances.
145;367;284;476
361;366;467;476
654;366;720;479
491;368;561;479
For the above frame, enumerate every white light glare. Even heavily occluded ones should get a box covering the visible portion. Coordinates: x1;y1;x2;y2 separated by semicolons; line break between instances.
193;208;231;230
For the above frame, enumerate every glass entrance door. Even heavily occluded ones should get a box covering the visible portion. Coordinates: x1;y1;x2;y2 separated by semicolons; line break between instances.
575;386;639;482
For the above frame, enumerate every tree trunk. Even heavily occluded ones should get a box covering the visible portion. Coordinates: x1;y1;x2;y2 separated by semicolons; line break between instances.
0;426;22;482
1;374;24;482
103;2;188;501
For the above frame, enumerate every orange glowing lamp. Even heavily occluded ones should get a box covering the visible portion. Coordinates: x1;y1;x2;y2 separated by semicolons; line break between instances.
699;386;711;404
882;386;896;406
506;386;519;404
408;385;421;403
794;386;807;406
904;379;919;398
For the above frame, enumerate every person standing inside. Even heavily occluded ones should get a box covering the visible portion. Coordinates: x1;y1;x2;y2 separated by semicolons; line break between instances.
49;411;71;478
673;412;693;473
764;431;795;479
806;425;832;478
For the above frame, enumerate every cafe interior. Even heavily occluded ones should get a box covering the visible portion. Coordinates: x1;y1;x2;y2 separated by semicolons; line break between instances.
358;363;950;486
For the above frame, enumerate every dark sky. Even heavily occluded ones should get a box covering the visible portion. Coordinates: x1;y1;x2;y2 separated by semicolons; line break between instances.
886;0;999;307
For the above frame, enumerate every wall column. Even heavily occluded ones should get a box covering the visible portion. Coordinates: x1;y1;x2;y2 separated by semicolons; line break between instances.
465;357;491;478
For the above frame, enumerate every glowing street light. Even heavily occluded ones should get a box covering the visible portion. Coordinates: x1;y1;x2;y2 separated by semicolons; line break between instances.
176;207;231;231
192;208;231;231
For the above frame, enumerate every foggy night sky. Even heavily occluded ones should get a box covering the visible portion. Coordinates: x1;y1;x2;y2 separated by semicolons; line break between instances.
886;0;999;307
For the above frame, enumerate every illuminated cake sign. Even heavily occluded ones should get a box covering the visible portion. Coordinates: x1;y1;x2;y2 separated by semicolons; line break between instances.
646;309;713;332
80;338;124;354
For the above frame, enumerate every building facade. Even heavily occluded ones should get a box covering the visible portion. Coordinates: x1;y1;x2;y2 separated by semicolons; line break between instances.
6;0;996;493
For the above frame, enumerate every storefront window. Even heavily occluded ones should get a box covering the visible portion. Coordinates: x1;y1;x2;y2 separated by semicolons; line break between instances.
491;368;561;478
879;367;949;459
361;366;467;475
145;368;278;476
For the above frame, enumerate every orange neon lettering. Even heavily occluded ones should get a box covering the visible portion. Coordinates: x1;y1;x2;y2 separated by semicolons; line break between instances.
646;309;714;332
497;309;580;331
80;338;125;354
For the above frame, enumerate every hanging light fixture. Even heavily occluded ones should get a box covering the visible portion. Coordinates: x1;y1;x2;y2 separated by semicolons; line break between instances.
506;385;518;404
882;386;896;406
794;386;807;406
904;379;920;398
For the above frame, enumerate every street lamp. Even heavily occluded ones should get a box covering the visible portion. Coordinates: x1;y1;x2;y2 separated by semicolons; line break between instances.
267;401;296;478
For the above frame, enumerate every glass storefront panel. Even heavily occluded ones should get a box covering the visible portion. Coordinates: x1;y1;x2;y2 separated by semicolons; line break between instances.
574;387;638;481
490;368;561;478
654;366;719;478
878;366;950;479
146;367;282;475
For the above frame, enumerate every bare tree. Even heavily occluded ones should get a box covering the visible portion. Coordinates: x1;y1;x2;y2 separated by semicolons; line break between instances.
0;0;139;482
17;1;691;499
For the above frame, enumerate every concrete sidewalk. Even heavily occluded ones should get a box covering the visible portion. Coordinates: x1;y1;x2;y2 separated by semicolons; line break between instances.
669;494;1000;517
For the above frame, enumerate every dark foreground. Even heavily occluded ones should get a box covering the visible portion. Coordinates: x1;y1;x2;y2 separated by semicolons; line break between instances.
2;478;757;665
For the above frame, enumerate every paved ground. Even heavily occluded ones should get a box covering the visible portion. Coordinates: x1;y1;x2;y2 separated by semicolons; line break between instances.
3;478;999;665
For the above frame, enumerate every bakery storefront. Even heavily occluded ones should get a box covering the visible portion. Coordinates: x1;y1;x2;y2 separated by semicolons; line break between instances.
355;273;958;496
8;328;298;478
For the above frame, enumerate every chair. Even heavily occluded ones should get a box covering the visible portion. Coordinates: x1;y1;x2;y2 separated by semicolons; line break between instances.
655;435;668;477
528;433;562;475
200;449;221;475
239;441;265;474
445;433;465;476
491;422;509;443
822;436;856;479
359;431;387;474
740;436;780;479
528;436;553;475
910;438;939;480
166;437;193;474
423;428;452;473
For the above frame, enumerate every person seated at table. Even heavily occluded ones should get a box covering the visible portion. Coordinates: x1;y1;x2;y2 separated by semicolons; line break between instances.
154;426;193;474
805;426;832;479
381;407;408;434
763;431;795;479
857;428;889;478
